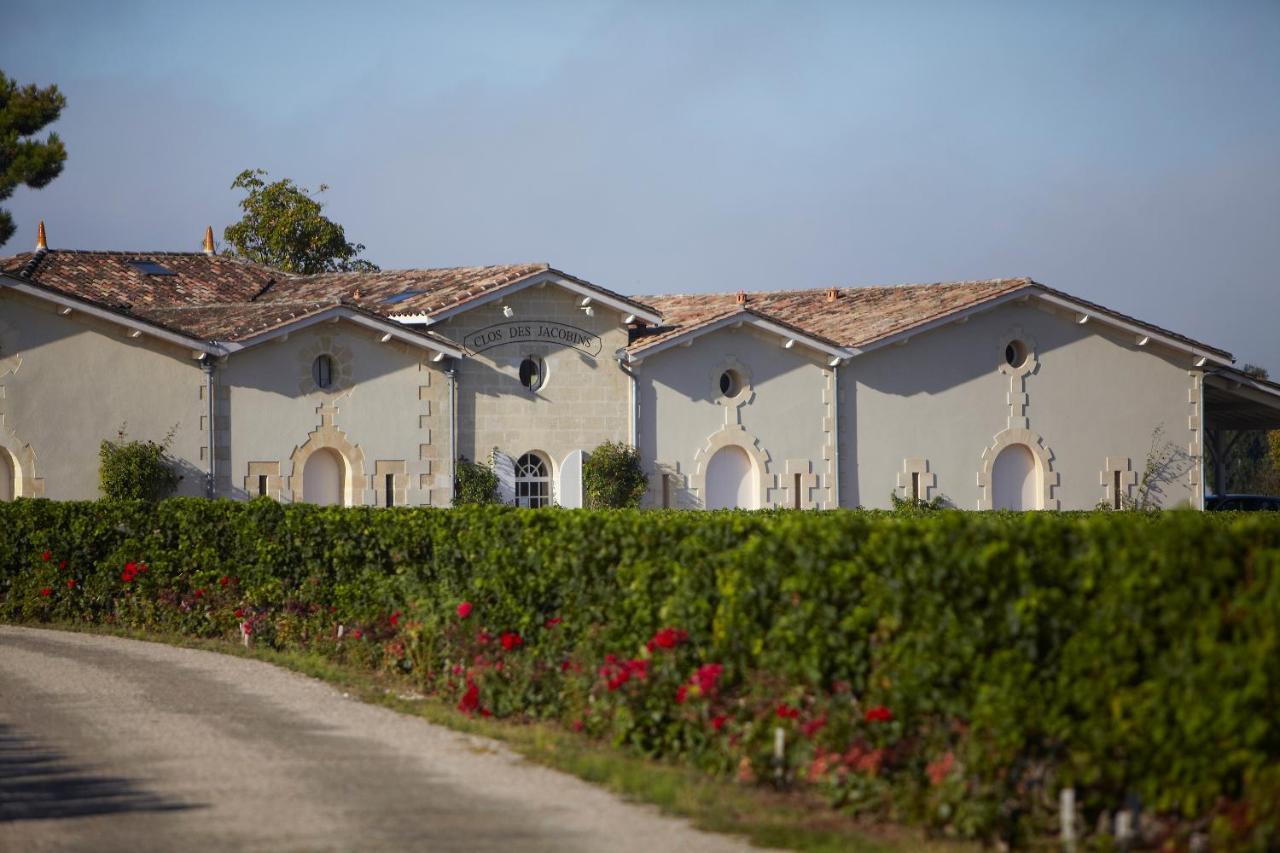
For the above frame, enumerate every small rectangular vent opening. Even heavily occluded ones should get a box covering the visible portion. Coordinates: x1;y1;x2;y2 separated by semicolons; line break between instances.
380;289;425;305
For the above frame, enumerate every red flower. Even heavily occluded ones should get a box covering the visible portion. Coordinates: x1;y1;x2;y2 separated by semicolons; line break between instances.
864;705;894;724
458;681;480;714
544;616;563;629
710;714;729;732
218;575;230;587
329;605;337;613
926;751;955;786
40;587;51;597
193;588;204;599
599;655;649;691
456;601;473;619
351;628;363;640
65;578;76;589
775;704;800;720
802;715;827;738
571;719;584;732
479;708;493;718
241;621;253;635
125;562;137;573
675;684;689;704
647;627;688;651
390;610;401;628
476;631;490;646
500;632;523;651
693;663;724;696
59;560;67;570
41;550;51;562
121;567;136;583
234;608;244;618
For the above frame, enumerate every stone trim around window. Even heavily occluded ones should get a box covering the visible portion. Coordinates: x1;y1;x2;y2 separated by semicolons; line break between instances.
896;457;937;502
243;461;284;500
374;460;409;507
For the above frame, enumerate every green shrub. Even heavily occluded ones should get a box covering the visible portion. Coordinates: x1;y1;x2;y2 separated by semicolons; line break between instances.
1;502;1277;848
582;441;648;508
98;427;181;500
454;456;499;505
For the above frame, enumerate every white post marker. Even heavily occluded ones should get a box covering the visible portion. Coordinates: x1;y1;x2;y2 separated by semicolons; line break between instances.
773;727;786;784
1060;787;1076;852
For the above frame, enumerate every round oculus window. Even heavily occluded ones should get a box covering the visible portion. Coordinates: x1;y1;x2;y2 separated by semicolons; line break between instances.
1004;340;1029;369
718;369;743;398
519;356;545;391
312;354;335;389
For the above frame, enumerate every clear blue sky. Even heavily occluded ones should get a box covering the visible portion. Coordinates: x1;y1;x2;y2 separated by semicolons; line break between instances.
4;0;1278;370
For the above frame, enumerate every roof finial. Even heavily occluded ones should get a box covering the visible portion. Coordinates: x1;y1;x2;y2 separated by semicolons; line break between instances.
203;225;215;255
735;290;746;305
36;220;47;251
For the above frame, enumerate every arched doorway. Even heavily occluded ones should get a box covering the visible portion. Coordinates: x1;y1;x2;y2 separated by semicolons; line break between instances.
302;448;345;506
0;449;12;501
991;443;1038;510
706;445;757;509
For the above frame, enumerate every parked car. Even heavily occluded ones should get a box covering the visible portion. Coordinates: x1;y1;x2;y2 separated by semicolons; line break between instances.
1205;494;1280;511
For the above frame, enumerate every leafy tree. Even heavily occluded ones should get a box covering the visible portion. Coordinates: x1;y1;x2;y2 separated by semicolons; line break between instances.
222;169;379;273
582;441;648;508
99;425;180;501
0;72;67;248
454;456;500;505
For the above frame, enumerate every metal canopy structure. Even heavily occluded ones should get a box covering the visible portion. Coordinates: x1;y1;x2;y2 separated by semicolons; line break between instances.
1203;368;1280;496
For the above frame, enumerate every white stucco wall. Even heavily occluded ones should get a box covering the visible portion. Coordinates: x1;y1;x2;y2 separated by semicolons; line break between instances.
437;284;633;500
0;289;208;499
635;324;835;509
217;320;450;505
840;299;1201;510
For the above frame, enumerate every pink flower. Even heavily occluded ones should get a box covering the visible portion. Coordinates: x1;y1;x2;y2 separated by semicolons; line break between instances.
864;706;893;724
571;719;584;732
927;751;955;786
457;601;473;619
241;621;253;635
693;663;724;696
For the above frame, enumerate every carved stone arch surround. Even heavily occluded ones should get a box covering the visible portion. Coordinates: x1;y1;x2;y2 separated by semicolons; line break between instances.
690;424;773;509
288;403;367;505
0;312;42;497
976;427;1059;510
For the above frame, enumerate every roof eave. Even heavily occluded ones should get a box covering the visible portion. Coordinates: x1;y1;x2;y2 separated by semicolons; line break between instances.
424;268;663;327
0;272;225;358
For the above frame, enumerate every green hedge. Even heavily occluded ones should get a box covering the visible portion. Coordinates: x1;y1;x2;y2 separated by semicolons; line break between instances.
2;499;1277;848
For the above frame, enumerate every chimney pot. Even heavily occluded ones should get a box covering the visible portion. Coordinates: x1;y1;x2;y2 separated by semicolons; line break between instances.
825;287;838;302
203;225;215;255
735;290;746;305
36;220;47;251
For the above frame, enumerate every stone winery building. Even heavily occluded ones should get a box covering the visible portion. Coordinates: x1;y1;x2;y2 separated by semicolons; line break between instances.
2;225;1278;510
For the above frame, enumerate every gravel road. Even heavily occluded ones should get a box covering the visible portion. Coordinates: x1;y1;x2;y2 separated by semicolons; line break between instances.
0;625;755;852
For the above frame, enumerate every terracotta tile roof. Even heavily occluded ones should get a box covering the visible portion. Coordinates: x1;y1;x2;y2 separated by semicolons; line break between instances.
633;278;1231;359
634;278;1032;352
1;250;1229;360
0;250;278;310
261;263;660;320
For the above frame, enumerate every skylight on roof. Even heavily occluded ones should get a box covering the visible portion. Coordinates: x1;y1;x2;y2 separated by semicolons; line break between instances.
128;259;177;276
380;289;425;305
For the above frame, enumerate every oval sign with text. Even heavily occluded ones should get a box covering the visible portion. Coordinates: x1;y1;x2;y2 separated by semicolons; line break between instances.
467;321;603;357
